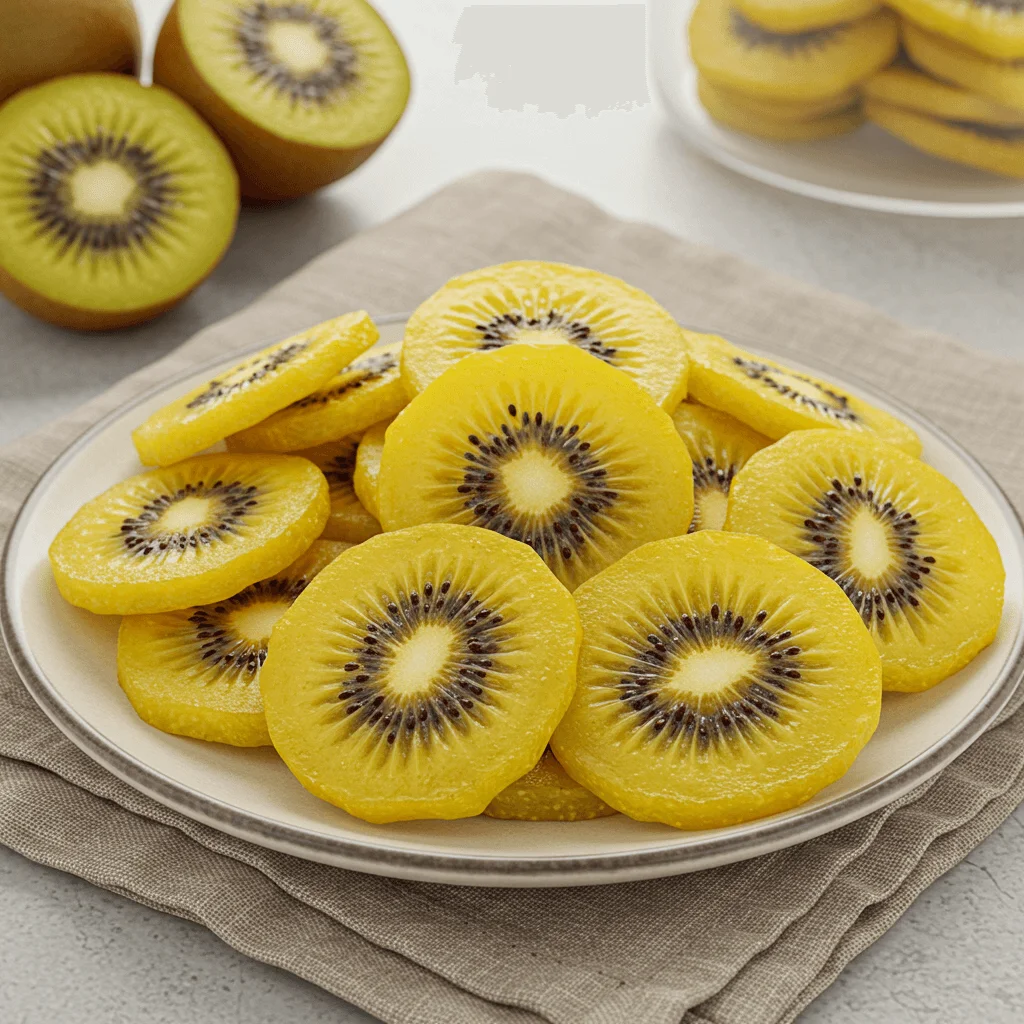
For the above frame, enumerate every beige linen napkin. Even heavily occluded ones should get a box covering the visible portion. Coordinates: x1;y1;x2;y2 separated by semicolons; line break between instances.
1;172;1023;1024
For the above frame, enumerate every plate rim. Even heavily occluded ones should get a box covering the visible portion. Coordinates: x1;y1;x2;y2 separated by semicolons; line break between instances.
3;315;1023;887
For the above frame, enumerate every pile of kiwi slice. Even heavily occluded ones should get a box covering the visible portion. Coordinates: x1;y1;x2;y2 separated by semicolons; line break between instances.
50;260;1005;830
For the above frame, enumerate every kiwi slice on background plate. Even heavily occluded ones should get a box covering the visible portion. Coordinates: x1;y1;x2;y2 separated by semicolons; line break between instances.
293;438;382;542
261;523;581;824
378;345;694;591
551;531;883;831
727;430;1005;692
671;402;770;532
227;341;405;452
0;74;238;332
133;312;378;467
354;418;391;522
484;748;617;822
49;453;329;615
888;0;1024;60
696;75;860;122
684;330;922;455
117;540;349;747
154;0;410;201
401;261;690;411
734;0;881;33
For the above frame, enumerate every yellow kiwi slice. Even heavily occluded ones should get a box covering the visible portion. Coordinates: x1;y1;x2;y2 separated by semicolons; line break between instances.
735;0;881;32
689;0;899;101
0;74;238;332
698;76;865;139
683;331;922;455
698;75;859;120
153;0;410;201
261;523;581;823
866;99;1024;177
227;341;404;453
294;438;381;542
117;540;348;747
889;0;1024;60
401;261;690;412
551;531;882;830
672;403;771;531
379;345;694;592
903;21;1024;111
726;430;1005;691
483;748;617;822
353;418;390;522
49;453;330;615
133;312;378;467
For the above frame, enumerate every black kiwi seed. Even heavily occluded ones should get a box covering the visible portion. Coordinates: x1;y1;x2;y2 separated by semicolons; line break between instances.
319;448;356;489
473;309;618;364
186;343;308;410
732;356;858;423
731;11;843;52
236;2;358;105
801;477;933;627
118;481;260;556
617;606;802;750
336;581;509;752
690;454;738;533
293;351;397;409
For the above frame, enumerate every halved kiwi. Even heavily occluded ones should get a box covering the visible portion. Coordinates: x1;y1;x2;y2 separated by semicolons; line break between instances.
379;345;694;591
153;0;410;201
353;418;390;522
735;0;881;33
293;438;382;542
49;453;329;615
889;0;1024;60
551;531;882;830
400;261;690;411
133;312;378;466
683;330;921;455
261;523;581;823
0;74;238;331
227;341;404;452
726;430;1005;691
117;540;348;746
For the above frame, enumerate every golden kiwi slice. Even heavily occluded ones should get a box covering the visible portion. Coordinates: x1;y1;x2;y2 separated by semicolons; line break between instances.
353;418;390;522
49;453;329;615
379;345;694;591
401;261;690;411
261;523;581;823
727;430;1005;691
889;0;1024;60
294;438;382;542
0;74;238;331
117;540;348;746
551;531;882;830
133;312;378;467
684;331;922;455
698;75;859;121
735;0;881;33
227;341;404;452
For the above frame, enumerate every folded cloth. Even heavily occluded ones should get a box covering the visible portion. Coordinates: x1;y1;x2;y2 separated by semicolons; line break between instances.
1;172;1022;1024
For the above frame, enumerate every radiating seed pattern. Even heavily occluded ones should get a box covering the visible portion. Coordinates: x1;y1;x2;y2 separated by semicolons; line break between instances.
293;351;397;408
731;9;844;51
320;448;357;491
185;343;307;409
732;356;859;423
690;455;737;533
474;310;619;364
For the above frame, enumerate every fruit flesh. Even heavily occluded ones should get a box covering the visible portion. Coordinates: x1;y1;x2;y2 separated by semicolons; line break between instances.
294;439;382;542
734;0;881;33
888;0;1024;60
698;76;860;121
354;418;390;522
484;749;617;821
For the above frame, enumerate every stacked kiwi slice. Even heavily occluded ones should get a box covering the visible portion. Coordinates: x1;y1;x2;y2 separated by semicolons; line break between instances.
49;261;1005;830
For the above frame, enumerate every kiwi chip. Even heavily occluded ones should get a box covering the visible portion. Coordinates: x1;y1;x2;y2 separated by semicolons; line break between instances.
260;523;581;823
134;312;378;467
551;531;883;830
683;330;921;455
293;438;382;542
354;418;390;522
378;345;694;591
227;341;405;452
0;74;238;331
697;75;860;122
49;453;330;615
889;0;1024;60
117;540;348;747
400;260;690;411
734;0;881;33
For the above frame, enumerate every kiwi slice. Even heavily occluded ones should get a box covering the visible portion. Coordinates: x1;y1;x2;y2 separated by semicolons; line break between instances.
483;748;617;822
698;76;865;140
293;438;382;542
49;453;329;615
698;75;860;121
117;540;348;747
153;0;410;201
379;345;694;591
689;0;899;101
133;312;378;467
889;0;1024;60
683;330;922;455
672;403;770;531
551;531;882;830
727;430;1005;691
260;523;581;823
734;0;881;33
866;98;1024;177
353;418;390;522
0;74;238;332
227;341;404;453
400;261;690;411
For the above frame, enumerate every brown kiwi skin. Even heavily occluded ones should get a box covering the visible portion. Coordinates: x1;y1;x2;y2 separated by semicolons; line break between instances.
153;1;387;203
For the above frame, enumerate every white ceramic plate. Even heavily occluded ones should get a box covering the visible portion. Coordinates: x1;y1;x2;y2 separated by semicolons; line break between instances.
3;314;1023;887
651;0;1024;217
